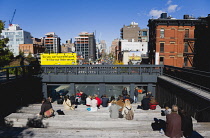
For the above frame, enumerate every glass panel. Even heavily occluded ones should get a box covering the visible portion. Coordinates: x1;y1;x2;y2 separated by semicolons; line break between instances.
47;85;71;101
160;29;164;38
106;85;130;99
75;84;100;97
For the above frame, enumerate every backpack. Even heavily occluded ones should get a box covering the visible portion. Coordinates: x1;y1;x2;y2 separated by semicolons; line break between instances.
125;107;134;120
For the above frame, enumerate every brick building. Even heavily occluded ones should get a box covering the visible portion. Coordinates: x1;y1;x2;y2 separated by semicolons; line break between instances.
148;13;201;68
19;44;45;57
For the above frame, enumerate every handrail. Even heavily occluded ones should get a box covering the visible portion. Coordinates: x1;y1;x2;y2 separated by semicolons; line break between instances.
194;106;210;119
163;65;210;92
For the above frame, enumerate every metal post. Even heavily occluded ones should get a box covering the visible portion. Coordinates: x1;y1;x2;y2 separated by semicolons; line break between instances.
70;83;75;94
99;83;106;97
148;83;154;96
42;83;48;98
130;83;135;99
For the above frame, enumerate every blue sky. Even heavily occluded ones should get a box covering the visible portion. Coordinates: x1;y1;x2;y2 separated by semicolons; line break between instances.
0;0;210;47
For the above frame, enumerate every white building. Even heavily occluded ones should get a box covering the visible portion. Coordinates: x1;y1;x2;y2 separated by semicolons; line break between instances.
121;39;148;55
1;24;33;56
120;39;148;64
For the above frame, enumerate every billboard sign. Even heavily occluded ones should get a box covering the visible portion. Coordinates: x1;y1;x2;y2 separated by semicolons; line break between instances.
41;53;77;65
128;51;141;61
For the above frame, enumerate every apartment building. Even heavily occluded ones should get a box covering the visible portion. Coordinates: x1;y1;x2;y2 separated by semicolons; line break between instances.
1;24;33;56
148;13;201;68
44;32;61;53
120;22;149;42
74;32;96;62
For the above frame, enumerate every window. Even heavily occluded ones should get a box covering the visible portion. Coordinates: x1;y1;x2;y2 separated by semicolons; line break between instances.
184;42;188;52
185;29;189;38
159;57;164;65
160;43;164;53
184;58;188;66
142;31;147;36
160;29;164;38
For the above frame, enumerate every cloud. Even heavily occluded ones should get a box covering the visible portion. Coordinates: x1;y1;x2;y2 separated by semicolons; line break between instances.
149;9;165;18
167;5;178;12
167;0;172;5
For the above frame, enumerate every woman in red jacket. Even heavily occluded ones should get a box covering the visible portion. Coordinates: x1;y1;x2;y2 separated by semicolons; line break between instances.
149;97;158;110
94;94;102;109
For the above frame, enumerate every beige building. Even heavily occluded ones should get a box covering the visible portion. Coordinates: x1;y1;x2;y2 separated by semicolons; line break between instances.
120;22;149;42
61;39;75;53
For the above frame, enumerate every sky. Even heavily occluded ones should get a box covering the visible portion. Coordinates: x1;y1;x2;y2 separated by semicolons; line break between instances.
0;0;210;48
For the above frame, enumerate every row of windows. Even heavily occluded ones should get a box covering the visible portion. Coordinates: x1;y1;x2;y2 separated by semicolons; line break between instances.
160;29;190;38
159;42;189;53
138;31;148;36
159;57;188;66
75;44;89;47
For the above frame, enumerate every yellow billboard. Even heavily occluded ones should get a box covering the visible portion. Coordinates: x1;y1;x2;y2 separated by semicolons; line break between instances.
41;53;77;65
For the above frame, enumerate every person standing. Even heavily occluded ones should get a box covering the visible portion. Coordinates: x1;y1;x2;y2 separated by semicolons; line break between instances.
122;87;128;98
134;87;139;103
165;105;182;138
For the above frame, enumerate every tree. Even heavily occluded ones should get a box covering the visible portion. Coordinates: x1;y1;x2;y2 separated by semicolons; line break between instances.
0;20;14;67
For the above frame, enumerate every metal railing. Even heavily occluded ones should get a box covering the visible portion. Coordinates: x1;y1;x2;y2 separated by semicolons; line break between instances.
163;65;210;92
41;65;164;75
0;65;33;82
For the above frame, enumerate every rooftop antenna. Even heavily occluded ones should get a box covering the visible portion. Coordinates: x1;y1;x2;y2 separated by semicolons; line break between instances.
9;9;16;26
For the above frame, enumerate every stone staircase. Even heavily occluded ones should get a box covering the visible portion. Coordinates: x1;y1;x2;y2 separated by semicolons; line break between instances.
1;103;210;138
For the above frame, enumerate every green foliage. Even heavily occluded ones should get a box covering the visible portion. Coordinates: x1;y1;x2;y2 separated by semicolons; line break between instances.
19;50;25;57
0;20;14;67
3;65;22;75
27;52;32;58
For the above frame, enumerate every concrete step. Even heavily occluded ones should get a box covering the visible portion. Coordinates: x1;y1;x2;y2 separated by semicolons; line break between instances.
0;127;168;138
3;103;210;138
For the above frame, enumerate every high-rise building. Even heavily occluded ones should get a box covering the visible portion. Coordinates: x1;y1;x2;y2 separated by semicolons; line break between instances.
74;32;96;62
44;32;61;53
120;22;149;42
193;14;210;72
148;13;201;68
1;24;33;56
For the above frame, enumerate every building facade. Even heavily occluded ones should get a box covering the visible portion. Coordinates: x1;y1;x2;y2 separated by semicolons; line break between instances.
44;32;61;53
1;24;33;56
19;44;45;57
74;32;96;62
110;39;120;60
61;39;75;53
193;14;210;72
148;13;201;68
120;22;149;42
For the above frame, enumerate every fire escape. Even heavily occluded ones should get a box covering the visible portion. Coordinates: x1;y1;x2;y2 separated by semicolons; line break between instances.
183;32;196;68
